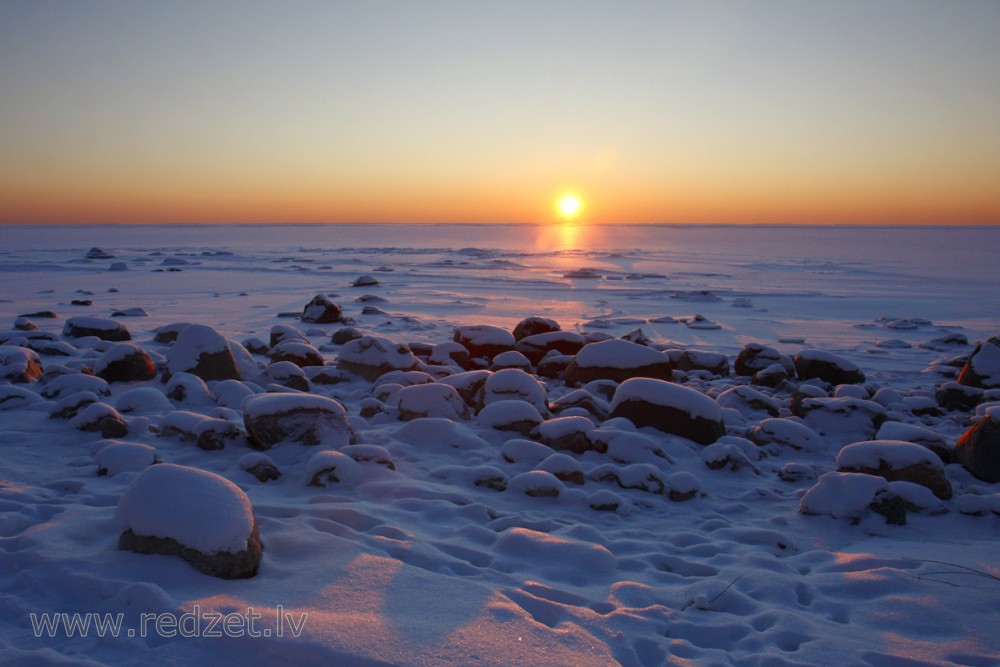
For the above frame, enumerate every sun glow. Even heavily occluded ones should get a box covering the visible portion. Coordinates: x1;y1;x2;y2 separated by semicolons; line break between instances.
557;194;583;221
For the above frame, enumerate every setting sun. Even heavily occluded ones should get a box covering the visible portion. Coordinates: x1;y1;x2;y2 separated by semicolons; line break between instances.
558;194;583;221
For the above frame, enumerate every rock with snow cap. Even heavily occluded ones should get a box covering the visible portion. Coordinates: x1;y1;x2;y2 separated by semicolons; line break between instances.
609;378;724;445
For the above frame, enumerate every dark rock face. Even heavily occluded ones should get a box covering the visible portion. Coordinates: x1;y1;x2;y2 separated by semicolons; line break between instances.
957;337;1000;389
75;405;129;439
269;324;309;348
331;327;364;345
956;416;1000;483
63;317;131;342
752;364;790;388
512;317;561;341
96;344;156;383
794;350;865;385
301;294;344;324
610;399;724;446
118;522;262;579
536;355;573;379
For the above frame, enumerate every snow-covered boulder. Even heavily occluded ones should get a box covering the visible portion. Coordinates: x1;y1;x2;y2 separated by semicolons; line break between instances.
152;322;193;344
194;418;248;451
500;438;555;464
166;324;240;382
876;421;954;463
747;418;825;452
269;324;308;348
675;350;730;376
397;383;468;421
95;441;159;476
609;378;724;445
63;316;131;342
957;336;1000;389
94;343;156;383
238;453;282;482
836;440;951;500
0;385;44;411
0;345;43;383
935;381;983;411
331;326;364;345
336;335;416;381
956;413;1000;483
800;471;904;524
164;372;213;405
716;385;781;419
301;294;344;324
49;391;100;419
735;343;794;377
70;402;128;438
550;389;610;421
590;462;667;495
351;275;379;287
41;373;110;400
563;339;672;386
483;368;548;415
795;397;886;446
514;331;584;365
453;325;515;360
305;450;361;487
512;316;561;341
507;471;565;498
258;361;309;392
115;464;262;579
243;393;353;450
491;350;532;371
428;342;471;369
115;387;172;415
477;400;544;435
268;340;325;367
793;350;865;385
535;453;585;485
595;430;670;465
439;370;492;409
537;416;599;454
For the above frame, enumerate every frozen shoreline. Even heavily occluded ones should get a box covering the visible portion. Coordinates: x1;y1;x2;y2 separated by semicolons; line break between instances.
1;224;998;666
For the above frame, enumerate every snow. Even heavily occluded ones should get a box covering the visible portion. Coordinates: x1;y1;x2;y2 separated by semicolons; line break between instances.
0;223;998;666
799;471;890;519
610;377;723;421
571;338;667;368
115;463;255;554
165;323;229;375
836;439;942;470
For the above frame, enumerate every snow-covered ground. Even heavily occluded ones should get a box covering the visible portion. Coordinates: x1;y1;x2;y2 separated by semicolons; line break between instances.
1;223;998;666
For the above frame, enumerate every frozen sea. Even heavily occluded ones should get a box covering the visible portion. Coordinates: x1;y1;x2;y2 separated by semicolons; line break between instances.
0;223;998;667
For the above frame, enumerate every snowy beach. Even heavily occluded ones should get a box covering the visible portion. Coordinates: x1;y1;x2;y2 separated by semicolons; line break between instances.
1;223;998;666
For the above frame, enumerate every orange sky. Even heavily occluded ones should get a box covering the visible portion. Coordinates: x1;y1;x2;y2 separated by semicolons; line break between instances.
1;2;998;225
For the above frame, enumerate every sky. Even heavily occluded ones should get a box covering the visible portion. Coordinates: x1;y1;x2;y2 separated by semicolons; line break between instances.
1;0;999;225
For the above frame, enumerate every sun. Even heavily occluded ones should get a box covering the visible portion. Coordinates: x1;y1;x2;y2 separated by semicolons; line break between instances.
557;194;583;221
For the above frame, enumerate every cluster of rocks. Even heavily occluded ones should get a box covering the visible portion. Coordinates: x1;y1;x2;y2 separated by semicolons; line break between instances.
3;295;1000;575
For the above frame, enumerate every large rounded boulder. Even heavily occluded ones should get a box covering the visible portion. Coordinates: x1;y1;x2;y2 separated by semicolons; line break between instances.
563;339;672;386
836;440;952;500
95;343;156;383
166;324;240;382
453;325;515;360
243;393;353;450
115;464;262;579
63;316;131;342
336;335;416;381
609;377;724;445
793;350;865;385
